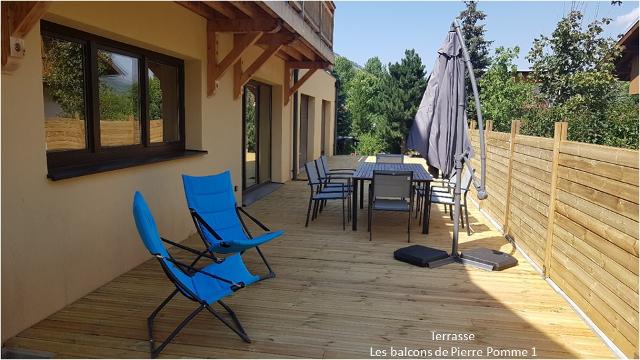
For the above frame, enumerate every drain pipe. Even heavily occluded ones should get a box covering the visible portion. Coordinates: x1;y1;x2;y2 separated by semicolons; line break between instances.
292;69;300;180
334;77;339;156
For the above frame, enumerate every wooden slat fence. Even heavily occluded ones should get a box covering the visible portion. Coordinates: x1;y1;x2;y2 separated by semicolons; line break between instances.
45;117;164;151
468;120;639;358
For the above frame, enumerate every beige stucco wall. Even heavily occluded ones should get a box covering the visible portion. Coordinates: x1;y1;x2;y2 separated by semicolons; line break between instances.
297;69;336;169
1;1;334;341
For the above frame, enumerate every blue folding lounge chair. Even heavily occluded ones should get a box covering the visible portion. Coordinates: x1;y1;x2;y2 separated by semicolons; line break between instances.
182;171;282;280
132;192;258;358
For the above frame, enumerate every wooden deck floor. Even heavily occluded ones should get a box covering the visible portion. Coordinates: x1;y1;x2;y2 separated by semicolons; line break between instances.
4;156;613;358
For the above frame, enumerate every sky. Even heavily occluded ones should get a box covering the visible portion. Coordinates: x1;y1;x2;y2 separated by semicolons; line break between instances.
333;1;639;71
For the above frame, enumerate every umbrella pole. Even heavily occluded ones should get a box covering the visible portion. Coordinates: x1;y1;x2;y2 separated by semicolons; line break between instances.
427;21;494;271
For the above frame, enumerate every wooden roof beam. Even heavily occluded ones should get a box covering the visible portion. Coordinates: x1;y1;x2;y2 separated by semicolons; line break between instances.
177;2;218;19
209;18;281;33
284;64;319;105
257;32;297;46
280;46;304;61
228;1;264;19
2;1;49;69
204;1;243;19
234;44;282;98
290;40;317;61
207;28;263;96
287;61;330;69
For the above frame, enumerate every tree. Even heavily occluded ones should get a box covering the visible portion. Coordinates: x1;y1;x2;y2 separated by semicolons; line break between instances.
478;47;534;132
42;37;86;118
347;69;384;137
347;57;390;154
457;0;492;117
525;10;637;148
382;49;427;152
332;56;357;137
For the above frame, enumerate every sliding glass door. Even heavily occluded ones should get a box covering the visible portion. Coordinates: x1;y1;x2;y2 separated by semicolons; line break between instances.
242;81;272;190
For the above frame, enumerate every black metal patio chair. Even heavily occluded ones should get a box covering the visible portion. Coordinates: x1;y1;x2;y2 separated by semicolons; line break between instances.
368;170;414;242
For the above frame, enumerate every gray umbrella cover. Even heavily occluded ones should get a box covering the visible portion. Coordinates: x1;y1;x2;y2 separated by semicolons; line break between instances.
407;30;473;178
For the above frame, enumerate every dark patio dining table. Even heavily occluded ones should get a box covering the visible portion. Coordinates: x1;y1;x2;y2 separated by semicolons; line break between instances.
351;160;433;233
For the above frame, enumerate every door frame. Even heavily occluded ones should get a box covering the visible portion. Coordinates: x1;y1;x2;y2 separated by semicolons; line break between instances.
242;80;272;191
298;94;310;172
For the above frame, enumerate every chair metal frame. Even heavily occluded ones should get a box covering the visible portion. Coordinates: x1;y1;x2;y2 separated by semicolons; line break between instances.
147;242;252;358
304;161;350;230
189;207;276;281
425;167;475;236
375;153;405;164
368;170;414;242
320;154;356;174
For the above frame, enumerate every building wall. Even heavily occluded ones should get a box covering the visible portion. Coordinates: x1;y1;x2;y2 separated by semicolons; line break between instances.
296;69;337;172
1;1;335;341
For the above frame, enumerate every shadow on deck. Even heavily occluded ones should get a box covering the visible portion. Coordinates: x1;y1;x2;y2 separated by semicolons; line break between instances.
4;156;613;358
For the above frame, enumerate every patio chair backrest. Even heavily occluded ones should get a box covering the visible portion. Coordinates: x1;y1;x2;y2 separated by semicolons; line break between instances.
132;192;200;301
182;171;248;244
315;158;328;180
448;166;474;195
372;170;413;199
376;153;404;164
461;166;475;196
304;161;321;187
319;155;333;175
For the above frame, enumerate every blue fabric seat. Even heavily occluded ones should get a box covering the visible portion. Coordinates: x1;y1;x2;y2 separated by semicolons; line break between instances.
132;192;257;358
182;171;280;277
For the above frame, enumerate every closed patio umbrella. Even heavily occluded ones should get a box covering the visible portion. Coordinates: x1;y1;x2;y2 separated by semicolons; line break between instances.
407;27;473;178
407;22;505;270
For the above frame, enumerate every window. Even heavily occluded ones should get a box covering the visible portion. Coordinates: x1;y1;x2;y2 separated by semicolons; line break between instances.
41;21;187;179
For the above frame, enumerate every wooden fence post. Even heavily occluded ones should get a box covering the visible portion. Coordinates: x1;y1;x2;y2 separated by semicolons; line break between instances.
502;120;521;235
543;121;568;277
477;120;493;211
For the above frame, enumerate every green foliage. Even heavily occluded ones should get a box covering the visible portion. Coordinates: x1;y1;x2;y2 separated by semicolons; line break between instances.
148;76;163;120
458;0;492;117
332;56;357;137
524;10;637;149
346;62;386;137
478;47;535;132
43;37;163;123
356;132;387;155
245;90;257;152
382;49;427;152
42;37;86;118
98;82;139;121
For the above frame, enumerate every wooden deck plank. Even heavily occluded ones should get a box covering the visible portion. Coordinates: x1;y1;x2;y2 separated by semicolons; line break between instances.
4;156;614;358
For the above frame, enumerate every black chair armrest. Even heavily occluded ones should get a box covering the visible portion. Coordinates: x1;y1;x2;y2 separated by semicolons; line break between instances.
190;210;223;241
161;256;244;290
237;207;271;232
160;237;220;262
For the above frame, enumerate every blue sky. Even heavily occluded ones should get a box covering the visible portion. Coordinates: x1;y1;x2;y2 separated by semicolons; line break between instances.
333;1;639;71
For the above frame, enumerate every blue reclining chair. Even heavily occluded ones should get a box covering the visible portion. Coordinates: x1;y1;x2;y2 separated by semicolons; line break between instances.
182;171;282;280
132;192;257;358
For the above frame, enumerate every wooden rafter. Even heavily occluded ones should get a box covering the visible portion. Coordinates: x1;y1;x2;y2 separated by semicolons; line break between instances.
283;61;327;105
204;1;239;19
290;40;317;61
257;32;296;46
228;1;264;19
207;28;263;96
234;43;282;98
287;61;328;69
208;17;280;32
281;46;304;61
177;2;218;19
2;1;49;69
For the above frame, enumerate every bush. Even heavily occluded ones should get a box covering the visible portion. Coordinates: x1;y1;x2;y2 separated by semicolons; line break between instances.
356;133;387;155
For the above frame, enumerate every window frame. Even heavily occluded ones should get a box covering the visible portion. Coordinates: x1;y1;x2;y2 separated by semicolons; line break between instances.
41;21;186;173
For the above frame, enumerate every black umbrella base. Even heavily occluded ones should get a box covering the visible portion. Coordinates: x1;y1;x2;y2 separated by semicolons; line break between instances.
425;254;492;271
